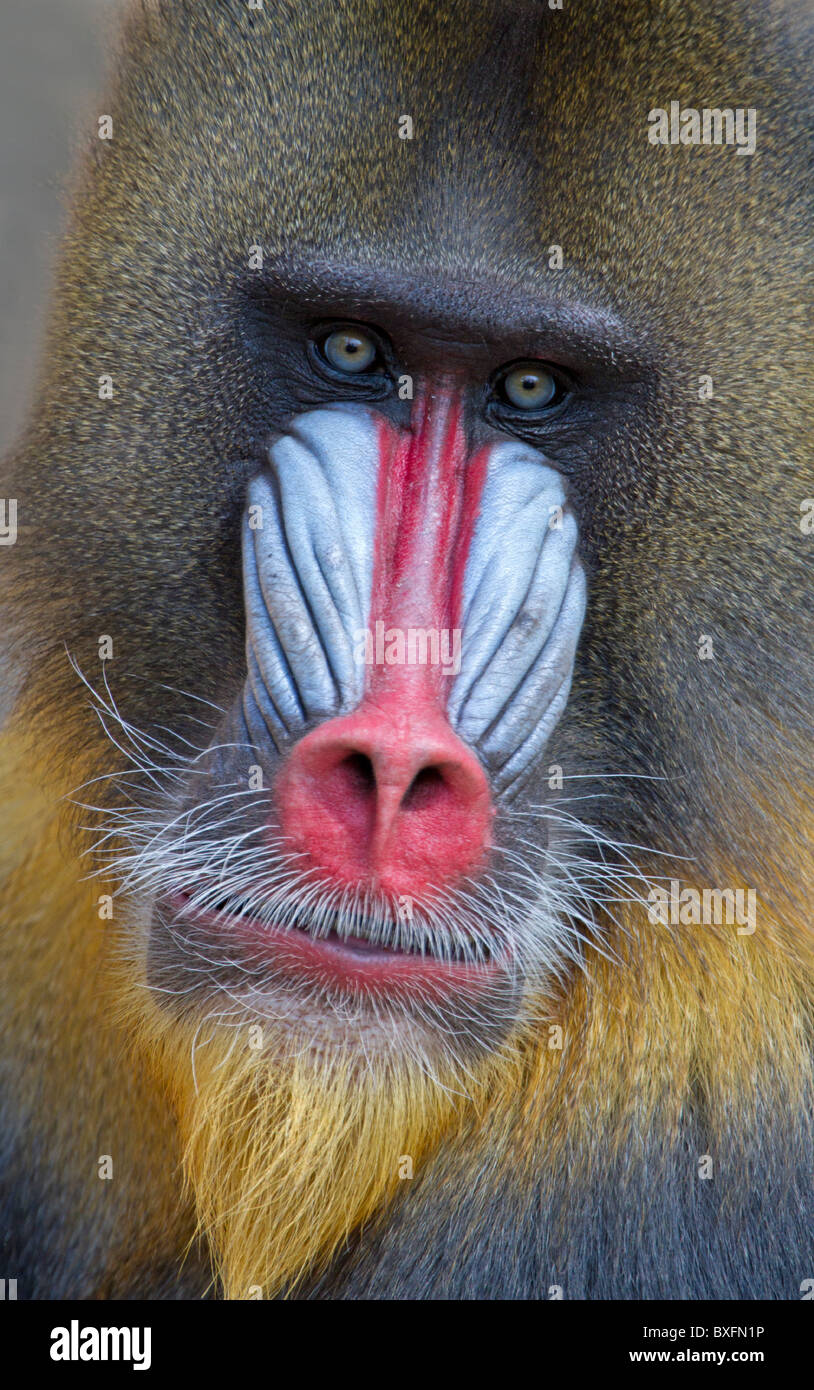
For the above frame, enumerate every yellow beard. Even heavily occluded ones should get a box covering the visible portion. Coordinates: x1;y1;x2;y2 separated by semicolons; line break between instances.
123;852;813;1300
138;1004;525;1299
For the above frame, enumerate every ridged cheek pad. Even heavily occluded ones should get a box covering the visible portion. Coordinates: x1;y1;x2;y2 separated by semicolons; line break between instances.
241;403;586;790
449;444;587;790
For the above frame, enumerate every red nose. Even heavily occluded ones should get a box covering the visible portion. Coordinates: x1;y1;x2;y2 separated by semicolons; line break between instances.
274;695;493;899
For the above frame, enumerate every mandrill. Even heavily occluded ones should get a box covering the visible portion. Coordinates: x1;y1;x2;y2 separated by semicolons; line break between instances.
0;0;811;1299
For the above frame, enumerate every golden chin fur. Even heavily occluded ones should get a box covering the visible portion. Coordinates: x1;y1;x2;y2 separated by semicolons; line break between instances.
127;997;519;1299
1;729;812;1298
123;893;814;1299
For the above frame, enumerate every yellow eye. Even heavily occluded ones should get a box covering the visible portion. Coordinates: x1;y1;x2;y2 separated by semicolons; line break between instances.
500;363;558;410
320;327;378;374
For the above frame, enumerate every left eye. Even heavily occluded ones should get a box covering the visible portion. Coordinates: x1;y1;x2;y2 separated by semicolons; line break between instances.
318;327;379;374
498;362;560;410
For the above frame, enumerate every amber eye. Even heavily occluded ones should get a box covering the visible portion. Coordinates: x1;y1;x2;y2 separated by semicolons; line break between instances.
319;326;379;374
499;362;559;410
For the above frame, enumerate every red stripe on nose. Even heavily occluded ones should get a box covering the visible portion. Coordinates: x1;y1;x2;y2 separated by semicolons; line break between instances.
368;389;488;700
275;390;493;898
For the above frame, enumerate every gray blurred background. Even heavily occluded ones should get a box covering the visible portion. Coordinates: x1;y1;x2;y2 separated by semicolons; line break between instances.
0;0;121;454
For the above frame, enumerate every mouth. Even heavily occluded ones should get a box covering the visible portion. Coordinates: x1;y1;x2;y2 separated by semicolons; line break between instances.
166;888;506;998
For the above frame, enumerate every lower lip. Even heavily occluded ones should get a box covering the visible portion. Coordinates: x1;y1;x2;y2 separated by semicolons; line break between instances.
167;893;503;998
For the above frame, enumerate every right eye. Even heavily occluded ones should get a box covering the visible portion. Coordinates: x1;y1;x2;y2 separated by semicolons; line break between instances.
316;326;380;375
494;360;567;413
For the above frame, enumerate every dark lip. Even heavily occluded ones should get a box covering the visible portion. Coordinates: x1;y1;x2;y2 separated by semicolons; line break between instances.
166;891;505;1000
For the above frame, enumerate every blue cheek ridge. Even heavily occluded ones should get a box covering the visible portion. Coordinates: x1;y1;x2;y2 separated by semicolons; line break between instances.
241;404;379;740
448;442;586;789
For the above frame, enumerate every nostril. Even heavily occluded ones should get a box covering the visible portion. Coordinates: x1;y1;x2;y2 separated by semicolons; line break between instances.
400;764;448;811
341;752;376;794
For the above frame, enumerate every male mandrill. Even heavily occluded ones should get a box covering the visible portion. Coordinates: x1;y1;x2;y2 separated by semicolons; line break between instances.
0;0;811;1299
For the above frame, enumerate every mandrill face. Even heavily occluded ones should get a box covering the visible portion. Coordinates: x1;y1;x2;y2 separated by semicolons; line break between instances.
142;288;591;1058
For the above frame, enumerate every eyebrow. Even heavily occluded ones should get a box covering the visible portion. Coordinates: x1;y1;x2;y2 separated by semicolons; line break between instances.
251;254;649;371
